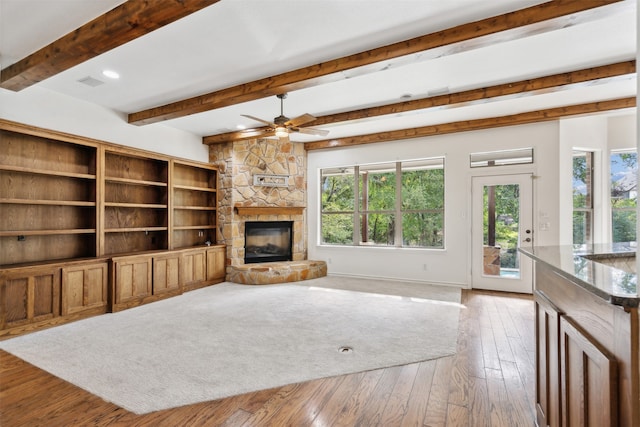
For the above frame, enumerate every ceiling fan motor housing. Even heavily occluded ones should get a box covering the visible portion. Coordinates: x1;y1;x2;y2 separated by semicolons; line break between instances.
274;114;289;125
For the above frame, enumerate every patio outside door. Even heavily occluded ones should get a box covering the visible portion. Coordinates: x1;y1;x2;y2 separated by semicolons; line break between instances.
471;174;533;294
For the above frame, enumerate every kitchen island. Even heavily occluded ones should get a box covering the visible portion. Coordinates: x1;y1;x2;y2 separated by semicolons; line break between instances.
520;244;639;427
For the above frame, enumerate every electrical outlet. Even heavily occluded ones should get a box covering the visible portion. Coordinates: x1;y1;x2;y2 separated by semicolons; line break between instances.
423;263;428;271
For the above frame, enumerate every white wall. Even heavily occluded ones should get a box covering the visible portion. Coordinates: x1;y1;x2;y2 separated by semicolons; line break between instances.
0;86;209;162
308;122;560;287
609;114;637;150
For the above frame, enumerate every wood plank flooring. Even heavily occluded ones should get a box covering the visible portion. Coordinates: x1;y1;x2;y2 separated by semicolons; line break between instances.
0;289;536;426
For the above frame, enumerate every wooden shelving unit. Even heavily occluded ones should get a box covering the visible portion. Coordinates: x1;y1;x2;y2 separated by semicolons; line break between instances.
0;129;98;265
0;120;225;336
103;151;169;255
171;160;218;249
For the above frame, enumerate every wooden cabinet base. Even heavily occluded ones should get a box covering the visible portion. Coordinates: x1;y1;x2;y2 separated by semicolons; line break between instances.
0;260;111;339
1;245;226;337
0;306;107;339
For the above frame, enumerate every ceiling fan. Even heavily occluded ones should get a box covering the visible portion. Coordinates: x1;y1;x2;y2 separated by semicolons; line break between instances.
241;93;329;141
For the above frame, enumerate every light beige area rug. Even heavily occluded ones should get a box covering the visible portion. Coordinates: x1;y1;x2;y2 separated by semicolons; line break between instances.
0;276;461;414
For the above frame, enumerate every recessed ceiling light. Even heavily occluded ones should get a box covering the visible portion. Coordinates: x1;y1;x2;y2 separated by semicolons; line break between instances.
102;70;120;79
236;124;246;130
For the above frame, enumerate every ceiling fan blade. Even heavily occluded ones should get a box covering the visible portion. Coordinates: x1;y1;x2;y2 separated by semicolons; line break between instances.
286;113;316;127
295;126;330;137
233;128;275;141
241;114;276;127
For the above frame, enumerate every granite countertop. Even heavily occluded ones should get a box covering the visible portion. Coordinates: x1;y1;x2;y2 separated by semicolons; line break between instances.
519;243;639;308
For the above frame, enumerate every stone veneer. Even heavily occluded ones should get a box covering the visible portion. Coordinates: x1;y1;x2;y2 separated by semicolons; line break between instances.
209;138;312;282
228;260;328;285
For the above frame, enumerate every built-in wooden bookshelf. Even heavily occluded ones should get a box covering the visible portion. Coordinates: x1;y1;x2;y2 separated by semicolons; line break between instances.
103;151;169;255
0;119;224;336
0;129;98;265
171;160;218;249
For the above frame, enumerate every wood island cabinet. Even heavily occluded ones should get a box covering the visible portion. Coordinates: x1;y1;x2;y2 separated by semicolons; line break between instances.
0;119;225;337
534;262;639;427
535;291;562;427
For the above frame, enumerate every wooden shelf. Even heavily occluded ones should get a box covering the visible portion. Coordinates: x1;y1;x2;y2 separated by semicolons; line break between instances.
0;229;96;237
1;198;96;206
105;176;167;187
105;227;168;233
235;206;305;216
105;202;167;209
173;225;217;231
0;164;96;180
173;205;217;211
173;184;216;192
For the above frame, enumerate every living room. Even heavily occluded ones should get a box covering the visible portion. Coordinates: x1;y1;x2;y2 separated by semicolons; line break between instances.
1;1;638;425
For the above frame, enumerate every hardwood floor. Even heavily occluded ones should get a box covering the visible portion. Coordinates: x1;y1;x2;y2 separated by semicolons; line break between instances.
0;289;536;426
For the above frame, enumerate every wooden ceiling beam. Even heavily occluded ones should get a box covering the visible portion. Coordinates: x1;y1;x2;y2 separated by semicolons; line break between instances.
303;98;637;151
130;0;624;125
202;60;636;144
0;0;218;91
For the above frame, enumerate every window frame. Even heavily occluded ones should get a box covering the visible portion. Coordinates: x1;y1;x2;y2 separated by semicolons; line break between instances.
572;150;594;245
320;158;445;249
610;149;637;243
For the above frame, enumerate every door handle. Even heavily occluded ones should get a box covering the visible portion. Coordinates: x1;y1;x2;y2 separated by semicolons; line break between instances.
524;237;531;243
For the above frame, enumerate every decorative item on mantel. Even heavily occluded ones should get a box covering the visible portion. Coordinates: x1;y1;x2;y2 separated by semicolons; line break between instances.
253;174;289;187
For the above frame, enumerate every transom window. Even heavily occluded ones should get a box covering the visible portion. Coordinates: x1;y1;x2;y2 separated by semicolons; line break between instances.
320;158;444;248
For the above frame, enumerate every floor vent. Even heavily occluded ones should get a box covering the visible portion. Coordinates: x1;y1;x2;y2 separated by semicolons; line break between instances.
338;346;353;354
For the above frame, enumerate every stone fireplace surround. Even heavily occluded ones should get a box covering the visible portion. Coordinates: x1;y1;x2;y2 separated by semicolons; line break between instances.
209;138;327;284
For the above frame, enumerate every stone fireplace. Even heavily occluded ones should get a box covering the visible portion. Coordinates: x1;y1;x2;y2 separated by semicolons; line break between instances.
209;138;325;284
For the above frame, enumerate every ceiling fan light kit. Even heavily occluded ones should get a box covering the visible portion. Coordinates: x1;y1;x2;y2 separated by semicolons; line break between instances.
275;126;288;138
241;93;329;142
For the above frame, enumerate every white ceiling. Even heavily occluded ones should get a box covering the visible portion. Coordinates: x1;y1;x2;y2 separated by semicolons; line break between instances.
0;0;637;144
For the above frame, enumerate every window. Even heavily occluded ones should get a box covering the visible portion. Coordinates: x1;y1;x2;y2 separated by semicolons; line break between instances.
470;147;533;168
610;150;637;243
572;151;593;245
321;158;444;248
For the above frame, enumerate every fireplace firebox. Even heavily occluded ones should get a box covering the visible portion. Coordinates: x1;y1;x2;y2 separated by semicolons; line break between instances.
244;221;293;264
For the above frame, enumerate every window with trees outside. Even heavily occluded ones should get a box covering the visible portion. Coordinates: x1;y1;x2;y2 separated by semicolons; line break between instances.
610;150;637;243
572;150;594;245
320;158;444;248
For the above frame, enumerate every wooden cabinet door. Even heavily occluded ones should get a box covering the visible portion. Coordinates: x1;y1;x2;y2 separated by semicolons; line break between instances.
206;246;226;281
0;267;61;330
182;249;206;288
113;256;152;306
535;291;562;427
560;315;618;427
61;263;108;316
153;254;181;295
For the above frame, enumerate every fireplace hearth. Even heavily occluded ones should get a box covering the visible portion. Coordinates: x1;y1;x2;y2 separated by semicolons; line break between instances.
244;221;293;264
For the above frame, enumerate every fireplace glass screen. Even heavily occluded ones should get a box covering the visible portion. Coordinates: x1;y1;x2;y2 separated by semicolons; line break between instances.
244;221;293;264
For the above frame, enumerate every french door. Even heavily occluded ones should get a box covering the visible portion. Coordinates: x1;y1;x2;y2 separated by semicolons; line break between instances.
471;174;533;294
